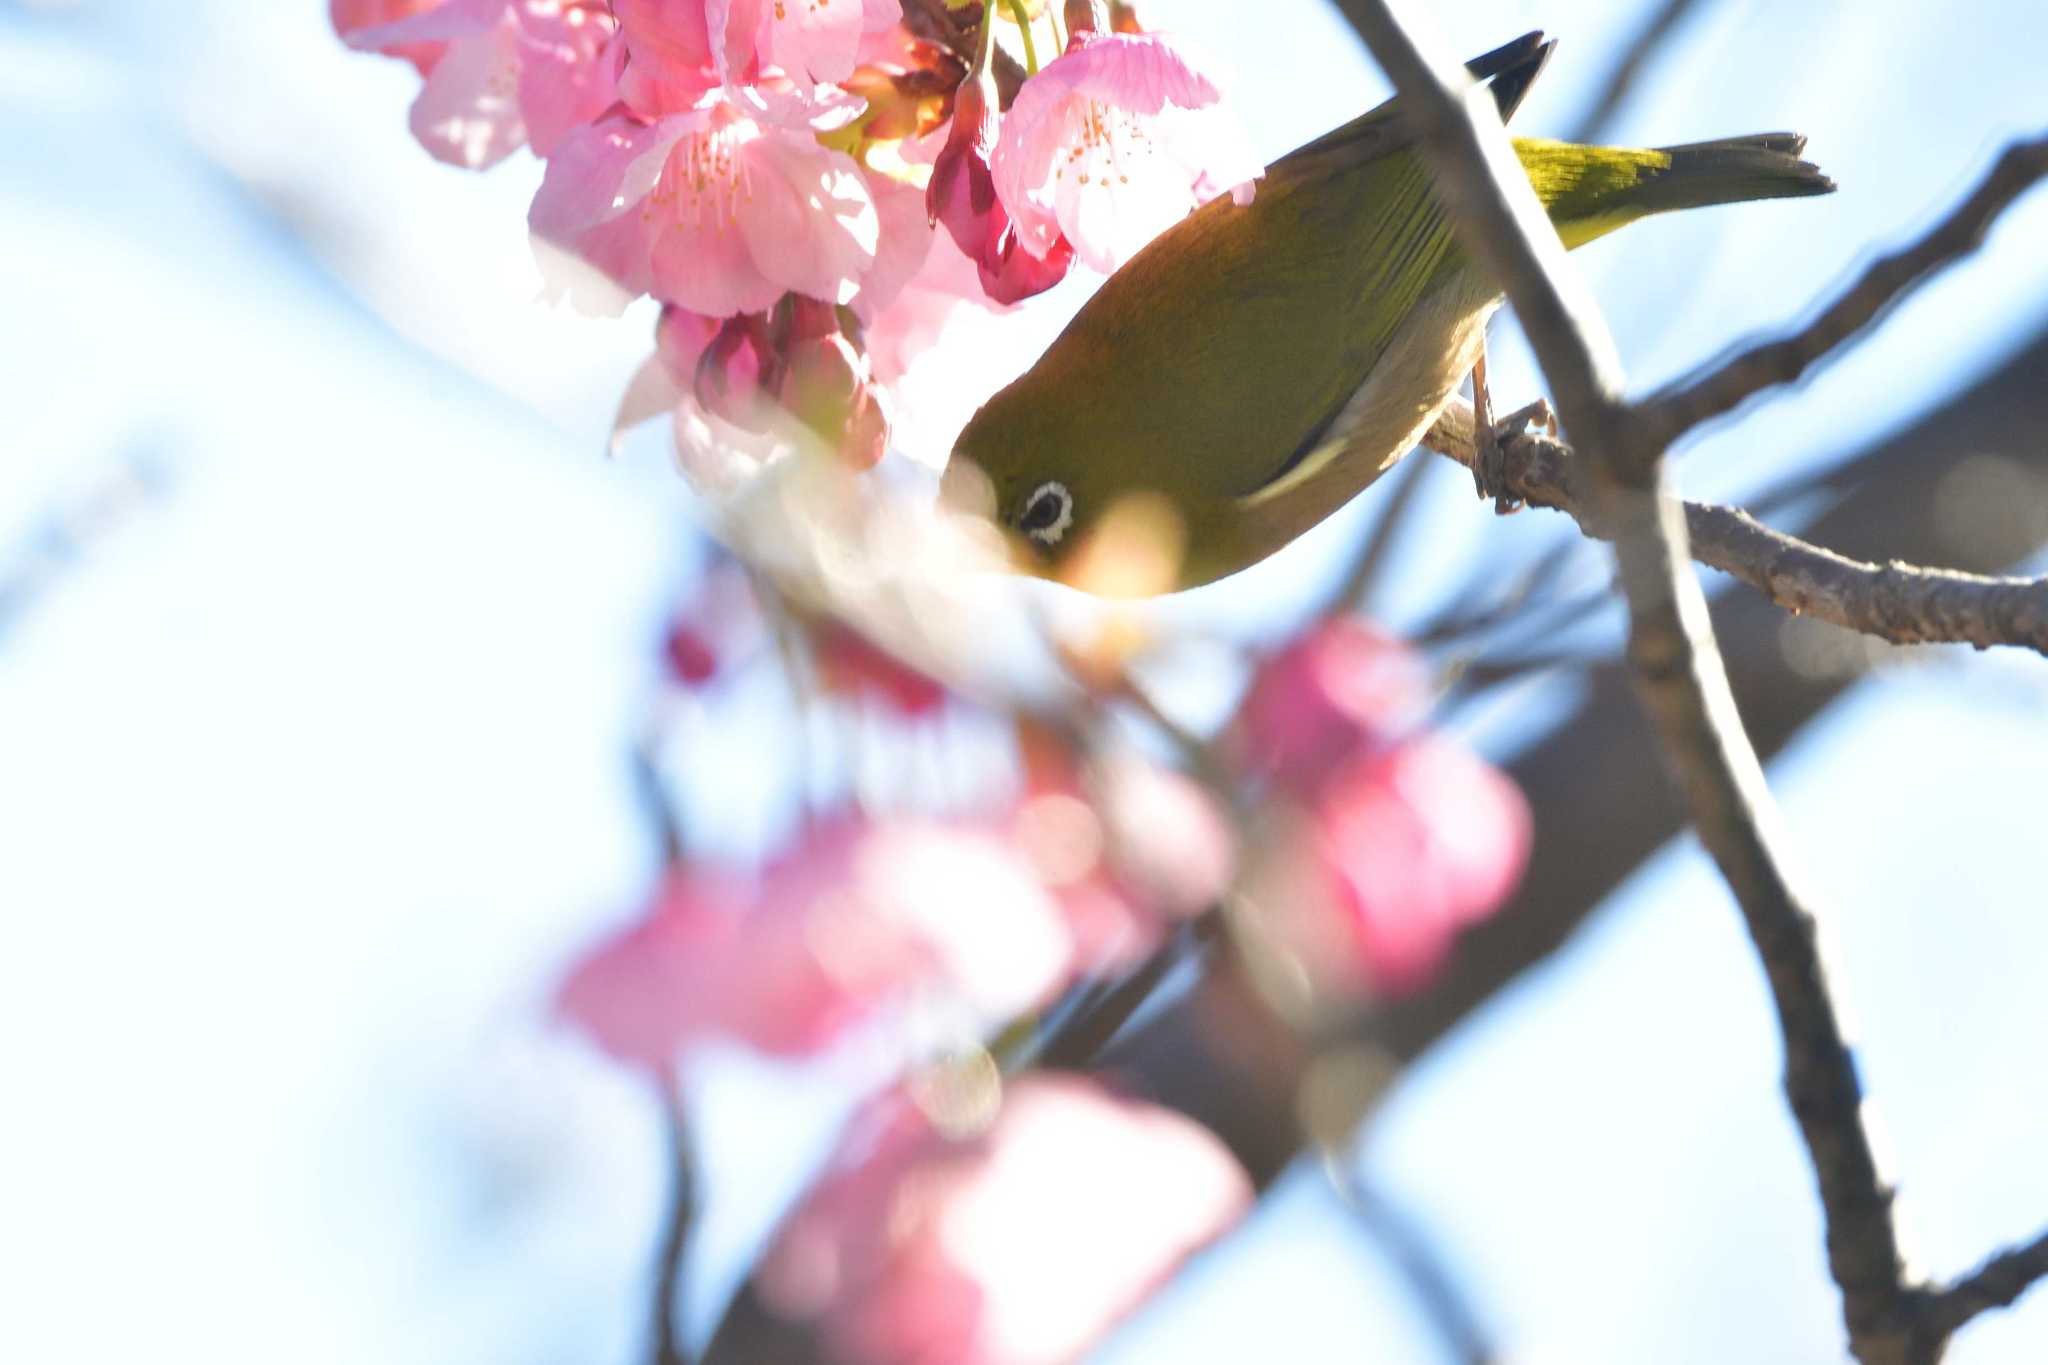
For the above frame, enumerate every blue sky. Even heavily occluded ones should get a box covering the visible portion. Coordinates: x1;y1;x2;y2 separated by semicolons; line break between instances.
3;2;2046;1362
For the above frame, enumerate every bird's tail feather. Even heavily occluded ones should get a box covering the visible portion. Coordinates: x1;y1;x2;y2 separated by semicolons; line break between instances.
1635;133;1837;214
1519;133;1835;248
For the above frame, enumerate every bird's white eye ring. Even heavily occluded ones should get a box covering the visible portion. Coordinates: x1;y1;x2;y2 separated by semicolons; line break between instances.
1018;481;1074;546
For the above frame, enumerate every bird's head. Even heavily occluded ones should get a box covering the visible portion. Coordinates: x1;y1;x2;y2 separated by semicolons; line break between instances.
941;392;1192;598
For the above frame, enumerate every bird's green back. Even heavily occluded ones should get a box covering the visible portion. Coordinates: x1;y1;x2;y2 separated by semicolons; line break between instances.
948;35;1833;592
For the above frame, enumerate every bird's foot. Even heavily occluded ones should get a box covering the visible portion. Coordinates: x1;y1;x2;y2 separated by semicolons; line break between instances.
1473;398;1554;513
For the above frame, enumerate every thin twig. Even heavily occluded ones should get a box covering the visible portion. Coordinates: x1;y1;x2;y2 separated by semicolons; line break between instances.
1032;916;1222;1071
1643;132;2048;446
1334;6;1923;1362
651;1072;698;1365
1925;1228;2048;1342
1565;0;1711;145
899;0;1029;105
1326;1158;1498;1365
1427;397;2048;658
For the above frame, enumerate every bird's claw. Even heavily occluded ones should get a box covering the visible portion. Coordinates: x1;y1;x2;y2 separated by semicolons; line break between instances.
1473;399;1553;513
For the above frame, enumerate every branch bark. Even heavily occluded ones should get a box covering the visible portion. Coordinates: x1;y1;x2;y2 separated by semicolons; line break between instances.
1329;6;2011;1362
1426;395;2048;657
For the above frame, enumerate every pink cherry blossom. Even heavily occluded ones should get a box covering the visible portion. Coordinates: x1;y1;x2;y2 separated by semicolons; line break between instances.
758;1076;1251;1365
331;0;444;73
1235;617;1432;794
556;817;1078;1066
992;31;1262;274
337;0;619;168
813;619;951;716
530;94;879;316
660;554;764;689
1250;735;1531;1000
612;0;900;121
929;67;1076;303
1002;745;1234;973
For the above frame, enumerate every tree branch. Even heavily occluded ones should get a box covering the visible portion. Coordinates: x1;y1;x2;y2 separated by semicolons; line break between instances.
652;1073;698;1365
1926;1228;2048;1342
1643;132;2048;445
1426;396;2048;658
1332;4;1929;1360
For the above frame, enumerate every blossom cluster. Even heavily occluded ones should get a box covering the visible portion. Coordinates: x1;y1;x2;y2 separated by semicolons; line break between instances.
335;0;1260;476
338;7;1534;1358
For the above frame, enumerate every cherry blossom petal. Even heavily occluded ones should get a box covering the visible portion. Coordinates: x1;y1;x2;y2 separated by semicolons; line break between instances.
734;135;878;305
1236;617;1432;794
530;109;692;236
1025;29;1224;115
1250;735;1531;1001
849;168;935;326
613;0;720;115
513;3;621;156
760;1077;1251;1365
652;215;787;317
554;865;752;1069
408;15;528;168
761;0;866;88
992;31;1261;272
338;0;501;52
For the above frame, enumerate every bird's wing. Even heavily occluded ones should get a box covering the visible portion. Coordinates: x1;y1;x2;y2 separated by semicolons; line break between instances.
1227;31;1555;501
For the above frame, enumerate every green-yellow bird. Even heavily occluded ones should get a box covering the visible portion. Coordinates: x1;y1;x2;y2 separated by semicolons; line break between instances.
940;31;1833;593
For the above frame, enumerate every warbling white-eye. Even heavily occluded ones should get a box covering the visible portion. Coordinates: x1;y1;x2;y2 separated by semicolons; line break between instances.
940;31;1834;592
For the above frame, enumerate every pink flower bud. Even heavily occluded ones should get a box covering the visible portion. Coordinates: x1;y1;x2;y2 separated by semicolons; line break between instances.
978;219;1076;304
694;312;778;431
928;66;1075;305
777;298;893;468
926;69;1001;261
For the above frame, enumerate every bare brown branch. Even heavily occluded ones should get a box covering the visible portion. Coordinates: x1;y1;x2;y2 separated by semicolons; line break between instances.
1927;1228;2048;1342
1644;132;2048;445
1426;397;2048;658
1332;4;1931;1361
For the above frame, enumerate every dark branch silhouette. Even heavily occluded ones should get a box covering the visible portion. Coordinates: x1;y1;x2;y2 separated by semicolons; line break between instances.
1644;132;2048;447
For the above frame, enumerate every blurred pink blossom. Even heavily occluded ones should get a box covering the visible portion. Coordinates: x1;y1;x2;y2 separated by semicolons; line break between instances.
336;0;619;167
557;818;1077;1066
759;1076;1251;1365
1251;734;1531;999
1005;739;1234;972
660;557;762;689
530;96;879;316
1236;617;1432;794
812;620;951;716
991;31;1262;274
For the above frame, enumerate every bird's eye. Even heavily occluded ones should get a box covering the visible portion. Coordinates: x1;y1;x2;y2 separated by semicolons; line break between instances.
1017;481;1075;547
